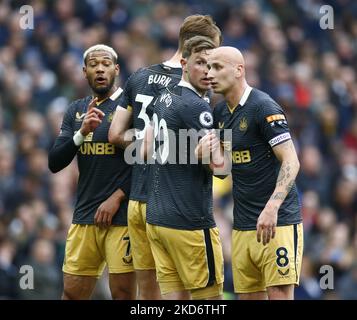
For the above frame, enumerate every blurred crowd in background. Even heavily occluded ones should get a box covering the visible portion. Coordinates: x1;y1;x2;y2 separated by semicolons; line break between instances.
0;0;356;300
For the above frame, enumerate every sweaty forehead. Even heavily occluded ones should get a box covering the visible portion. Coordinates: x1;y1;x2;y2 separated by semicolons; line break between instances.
209;52;237;66
192;49;212;59
208;54;226;65
87;50;113;61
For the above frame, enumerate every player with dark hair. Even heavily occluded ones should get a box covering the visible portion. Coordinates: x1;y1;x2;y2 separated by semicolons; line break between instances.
143;36;225;300
108;15;222;300
48;44;136;300
206;46;303;300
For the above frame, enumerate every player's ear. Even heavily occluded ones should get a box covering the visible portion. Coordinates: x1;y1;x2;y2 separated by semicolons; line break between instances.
115;63;120;76
236;64;243;78
181;58;187;73
83;66;88;79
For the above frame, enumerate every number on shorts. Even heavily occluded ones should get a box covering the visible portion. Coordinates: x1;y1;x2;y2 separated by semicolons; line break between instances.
122;236;132;264
276;247;289;267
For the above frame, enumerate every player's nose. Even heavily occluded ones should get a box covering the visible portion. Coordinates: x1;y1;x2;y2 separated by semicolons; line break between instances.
207;70;214;80
96;64;105;73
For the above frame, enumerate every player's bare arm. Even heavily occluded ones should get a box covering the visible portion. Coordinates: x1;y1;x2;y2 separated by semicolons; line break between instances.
94;188;126;228
108;106;133;149
256;139;300;245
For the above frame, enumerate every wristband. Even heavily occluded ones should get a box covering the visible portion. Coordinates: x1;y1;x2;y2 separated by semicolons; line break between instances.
73;130;85;146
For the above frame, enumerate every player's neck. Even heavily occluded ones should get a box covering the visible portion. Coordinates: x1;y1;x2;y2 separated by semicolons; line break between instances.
93;85;117;103
181;75;206;97
166;50;182;66
226;79;248;109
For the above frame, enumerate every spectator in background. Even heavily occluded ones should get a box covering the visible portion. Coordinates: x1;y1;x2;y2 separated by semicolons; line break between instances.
338;262;357;300
295;256;322;300
19;238;61;300
297;146;331;206
0;238;18;299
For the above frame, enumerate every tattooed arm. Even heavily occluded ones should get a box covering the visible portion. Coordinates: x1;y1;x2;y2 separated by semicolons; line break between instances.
269;140;300;205
256;139;300;245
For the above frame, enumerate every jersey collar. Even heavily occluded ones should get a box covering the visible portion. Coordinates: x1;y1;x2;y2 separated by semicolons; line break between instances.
109;87;123;101
239;85;253;106
178;80;204;98
94;87;123;106
227;85;253;113
163;61;182;69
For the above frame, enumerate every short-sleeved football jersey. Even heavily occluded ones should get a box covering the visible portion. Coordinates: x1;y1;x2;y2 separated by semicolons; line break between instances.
117;62;182;202
146;82;216;230
213;86;301;230
57;88;131;225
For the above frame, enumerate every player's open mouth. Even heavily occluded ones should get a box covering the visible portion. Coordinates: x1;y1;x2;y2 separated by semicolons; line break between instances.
201;78;211;85
95;76;107;85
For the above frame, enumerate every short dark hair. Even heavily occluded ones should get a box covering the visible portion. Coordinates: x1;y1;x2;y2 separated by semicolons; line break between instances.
182;36;217;59
178;15;222;51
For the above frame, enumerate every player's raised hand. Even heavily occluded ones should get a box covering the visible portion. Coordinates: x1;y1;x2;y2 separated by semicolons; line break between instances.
80;97;105;136
256;203;278;245
210;133;220;152
196;131;218;162
87;96;98;111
